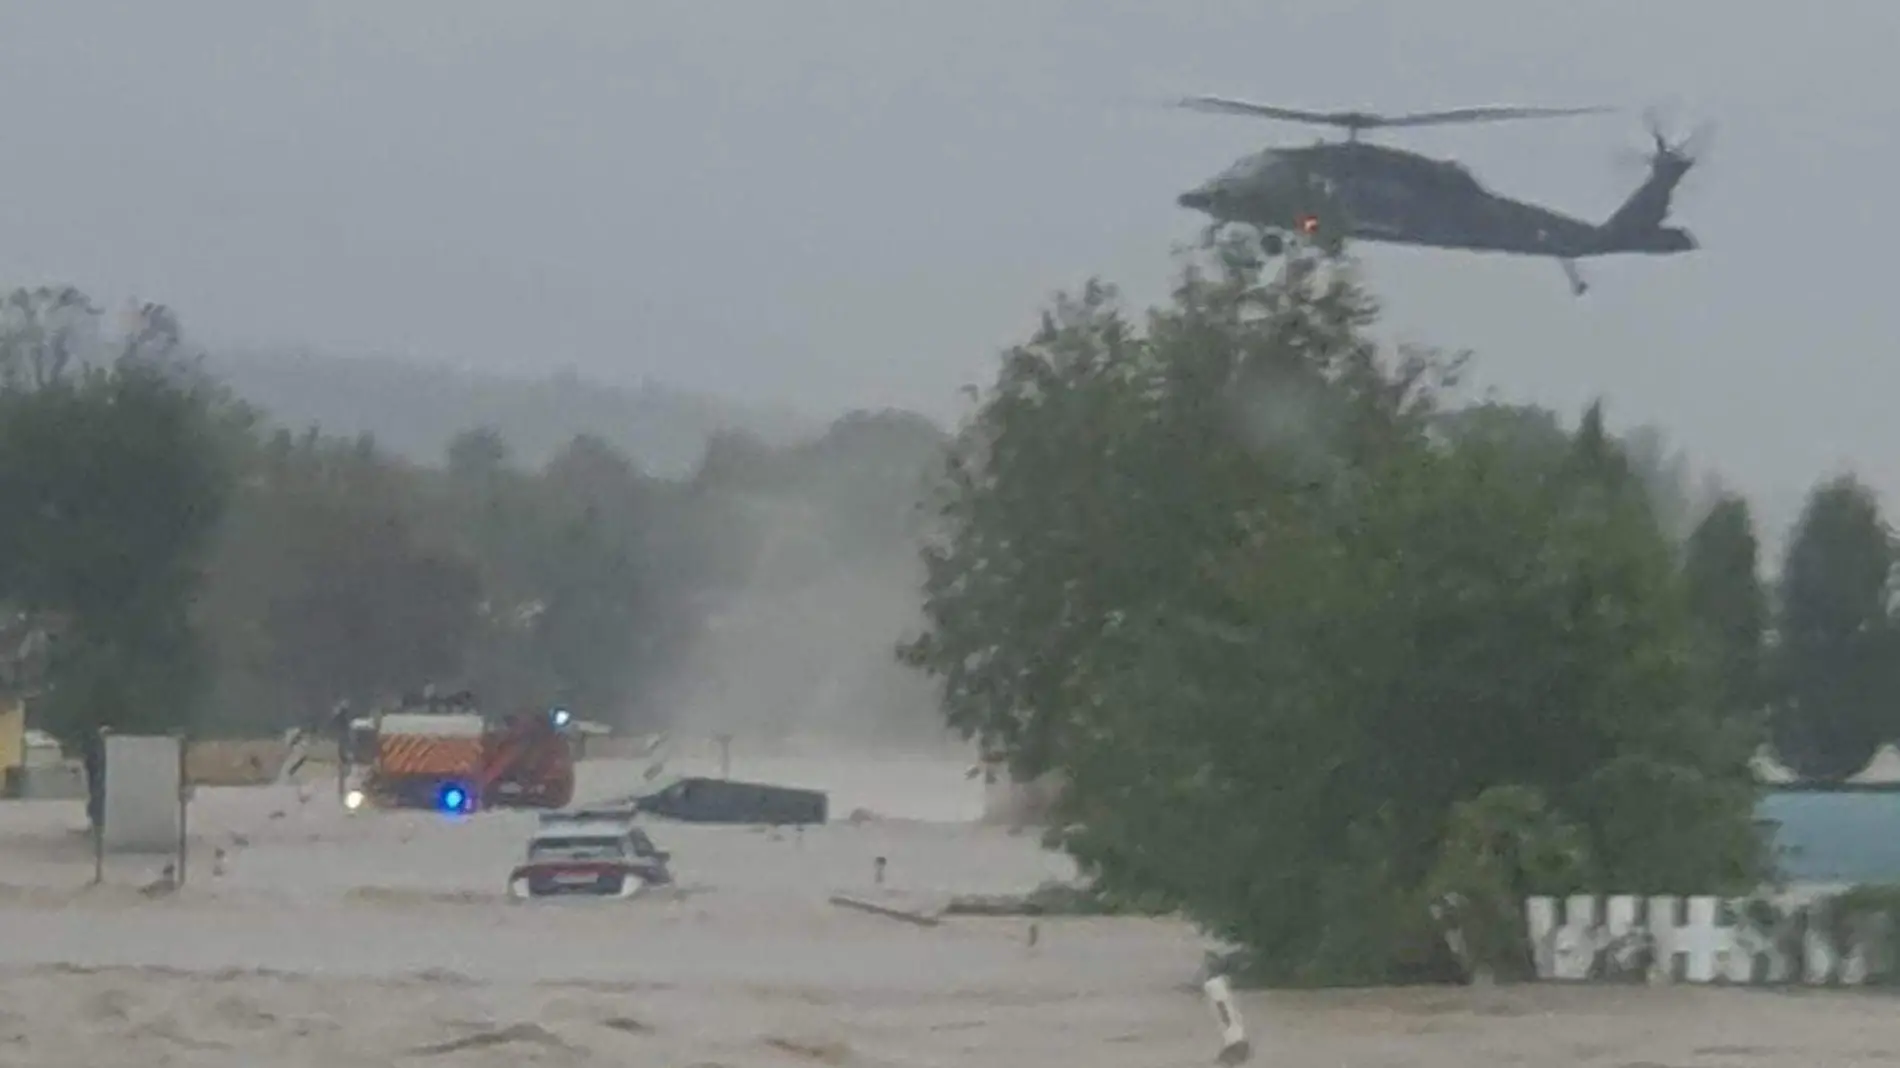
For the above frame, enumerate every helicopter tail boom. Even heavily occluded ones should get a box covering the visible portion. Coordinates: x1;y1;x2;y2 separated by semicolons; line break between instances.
1600;224;1697;254
1592;118;1703;254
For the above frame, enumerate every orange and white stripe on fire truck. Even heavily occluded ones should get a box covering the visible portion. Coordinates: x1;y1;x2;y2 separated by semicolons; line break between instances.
376;733;483;776
373;711;487;777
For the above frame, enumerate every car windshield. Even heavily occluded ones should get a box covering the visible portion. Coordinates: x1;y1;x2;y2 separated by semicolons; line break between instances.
528;834;625;861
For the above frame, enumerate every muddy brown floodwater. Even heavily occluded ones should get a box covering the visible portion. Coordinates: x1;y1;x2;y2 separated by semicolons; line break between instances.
0;744;1887;1066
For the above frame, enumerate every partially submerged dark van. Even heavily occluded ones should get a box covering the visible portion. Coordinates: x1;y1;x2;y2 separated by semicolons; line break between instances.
636;776;828;825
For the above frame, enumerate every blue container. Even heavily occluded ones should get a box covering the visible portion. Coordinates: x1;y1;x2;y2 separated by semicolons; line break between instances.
1758;789;1900;885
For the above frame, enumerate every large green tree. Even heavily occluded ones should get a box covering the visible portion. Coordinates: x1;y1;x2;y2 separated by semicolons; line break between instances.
1683;494;1767;721
0;292;234;820
902;244;1761;982
1771;475;1898;781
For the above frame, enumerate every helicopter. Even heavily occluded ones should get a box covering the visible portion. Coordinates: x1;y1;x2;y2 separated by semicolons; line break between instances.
1173;97;1705;296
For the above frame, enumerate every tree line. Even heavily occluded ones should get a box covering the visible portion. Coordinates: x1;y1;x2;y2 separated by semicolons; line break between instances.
0;285;942;760
5;244;1896;982
898;238;1900;983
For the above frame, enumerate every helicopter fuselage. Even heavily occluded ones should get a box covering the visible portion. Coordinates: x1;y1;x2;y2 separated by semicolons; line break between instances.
1177;142;1689;260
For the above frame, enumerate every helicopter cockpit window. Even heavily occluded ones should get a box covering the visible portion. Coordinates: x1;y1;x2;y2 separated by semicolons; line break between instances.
1428;159;1481;193
1217;151;1285;187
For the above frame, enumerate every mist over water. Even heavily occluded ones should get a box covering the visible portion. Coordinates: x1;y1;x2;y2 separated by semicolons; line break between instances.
654;468;959;759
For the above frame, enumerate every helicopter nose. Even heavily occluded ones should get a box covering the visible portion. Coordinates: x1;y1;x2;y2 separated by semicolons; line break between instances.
1177;186;1215;212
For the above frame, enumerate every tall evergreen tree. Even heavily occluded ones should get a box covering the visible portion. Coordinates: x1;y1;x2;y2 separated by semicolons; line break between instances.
1772;475;1897;781
1683;494;1767;720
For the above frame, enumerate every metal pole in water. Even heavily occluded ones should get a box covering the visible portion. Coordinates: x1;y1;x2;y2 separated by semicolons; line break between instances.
716;733;731;780
175;730;189;887
1203;976;1252;1065
91;726;106;886
335;702;349;802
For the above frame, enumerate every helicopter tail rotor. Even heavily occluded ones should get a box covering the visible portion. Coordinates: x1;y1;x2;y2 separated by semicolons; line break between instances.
1597;107;1710;247
1637;106;1713;170
1612;109;1712;190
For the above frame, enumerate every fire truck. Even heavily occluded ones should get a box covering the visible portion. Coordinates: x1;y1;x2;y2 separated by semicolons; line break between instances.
340;690;576;813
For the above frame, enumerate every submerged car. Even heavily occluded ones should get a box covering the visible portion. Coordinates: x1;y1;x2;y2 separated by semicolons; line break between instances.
635;776;828;825
506;806;673;900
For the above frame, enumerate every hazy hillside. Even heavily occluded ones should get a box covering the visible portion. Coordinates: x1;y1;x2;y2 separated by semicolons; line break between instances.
206;348;814;475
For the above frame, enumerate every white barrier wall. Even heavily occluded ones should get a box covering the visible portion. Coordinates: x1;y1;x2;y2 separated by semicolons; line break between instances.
102;734;183;853
1526;894;1875;985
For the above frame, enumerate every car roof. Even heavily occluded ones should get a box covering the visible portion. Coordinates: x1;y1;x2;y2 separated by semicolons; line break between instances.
531;810;639;838
530;823;631;841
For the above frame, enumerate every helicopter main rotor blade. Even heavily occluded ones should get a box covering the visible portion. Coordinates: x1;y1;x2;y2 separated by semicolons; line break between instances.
1374;105;1613;128
1175;96;1611;132
1175;97;1366;126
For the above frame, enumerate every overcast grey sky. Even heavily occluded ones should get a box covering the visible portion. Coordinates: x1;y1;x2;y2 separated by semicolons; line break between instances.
0;1;1891;533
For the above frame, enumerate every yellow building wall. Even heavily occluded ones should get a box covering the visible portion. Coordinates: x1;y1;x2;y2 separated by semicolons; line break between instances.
0;699;22;770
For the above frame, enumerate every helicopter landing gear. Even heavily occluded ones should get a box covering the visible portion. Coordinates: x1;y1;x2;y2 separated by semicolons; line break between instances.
1559;258;1589;296
1198;223;1284;267
1199;223;1318;267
